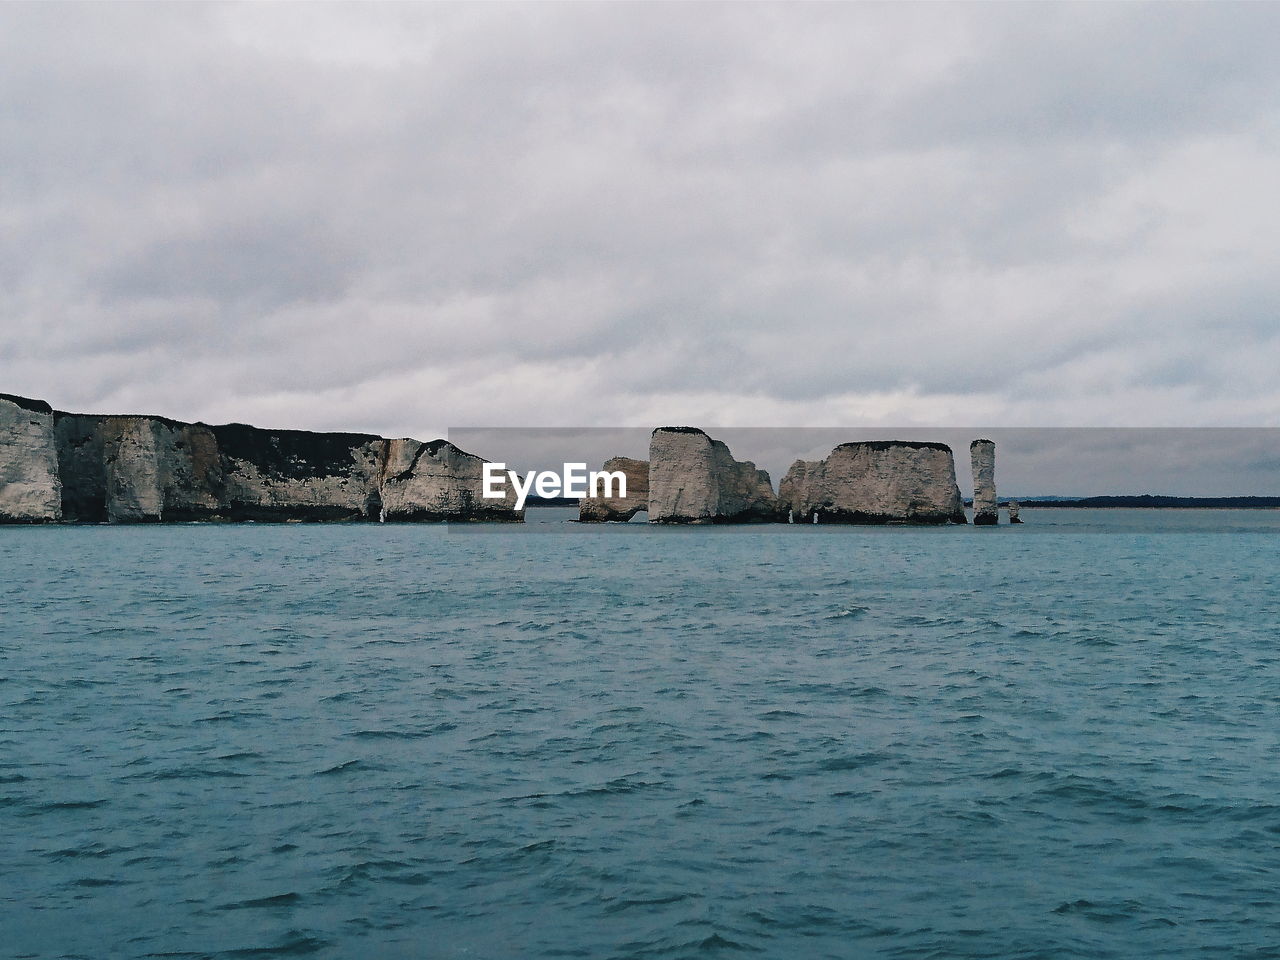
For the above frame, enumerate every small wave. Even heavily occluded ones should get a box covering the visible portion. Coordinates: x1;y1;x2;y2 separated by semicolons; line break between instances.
562;776;665;798
900;614;965;627
1032;776;1154;815
314;759;375;776
47;843;129;860
319;690;363;703
217;892;303;911
693;933;762;954
211;931;330;957
818;752;889;772
1077;635;1119;647
850;686;889;699
603;892;695;914
28;798;108;813
127;767;250;782
1051;898;1145;922
321;859;416;892
349;722;457;740
986;767;1036;780
824;605;869;620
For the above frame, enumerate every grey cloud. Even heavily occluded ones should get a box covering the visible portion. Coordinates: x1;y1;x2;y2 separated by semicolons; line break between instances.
2;2;1278;459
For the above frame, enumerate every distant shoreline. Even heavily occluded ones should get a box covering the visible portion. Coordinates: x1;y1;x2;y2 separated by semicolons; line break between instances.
1017;496;1280;509
533;496;1280;510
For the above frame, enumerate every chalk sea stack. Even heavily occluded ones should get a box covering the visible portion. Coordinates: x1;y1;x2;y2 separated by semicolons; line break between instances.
380;437;521;522
0;394;521;523
1007;499;1022;523
647;427;783;523
970;439;998;525
578;456;649;522
779;441;967;524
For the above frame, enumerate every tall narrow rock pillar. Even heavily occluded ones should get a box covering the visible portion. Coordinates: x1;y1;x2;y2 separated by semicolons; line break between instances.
970;439;998;526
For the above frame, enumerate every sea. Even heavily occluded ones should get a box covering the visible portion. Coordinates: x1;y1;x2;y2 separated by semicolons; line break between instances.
3;508;1280;960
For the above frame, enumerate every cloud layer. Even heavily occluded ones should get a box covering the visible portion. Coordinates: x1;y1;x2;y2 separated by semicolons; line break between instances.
3;3;1279;437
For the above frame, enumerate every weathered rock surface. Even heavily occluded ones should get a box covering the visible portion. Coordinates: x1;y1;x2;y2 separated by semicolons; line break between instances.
579;457;649;522
93;417;228;522
2;394;522;523
648;428;783;523
779;441;967;525
213;423;385;522
1007;499;1022;523
53;414;108;521
102;417;165;522
0;395;62;522
971;439;998;525
380;438;522;522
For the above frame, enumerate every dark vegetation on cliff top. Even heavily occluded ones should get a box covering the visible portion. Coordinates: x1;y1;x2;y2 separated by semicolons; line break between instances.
834;440;954;453
1;393;53;414
209;423;384;481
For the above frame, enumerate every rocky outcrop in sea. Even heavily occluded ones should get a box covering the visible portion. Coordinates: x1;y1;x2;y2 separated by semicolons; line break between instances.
970;439;998;525
578;456;649;522
647;427;784;523
4;393;1017;529
0;394;521;523
779;441;967;524
380;437;521;522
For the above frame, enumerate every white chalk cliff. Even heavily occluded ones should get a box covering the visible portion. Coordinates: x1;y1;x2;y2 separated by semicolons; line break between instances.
380;438;522;522
779;441;967;525
647;428;783;523
1;391;1017;531
0;394;521;523
0;395;62;522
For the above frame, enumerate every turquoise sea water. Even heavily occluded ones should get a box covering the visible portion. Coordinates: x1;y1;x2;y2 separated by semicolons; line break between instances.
3;509;1280;959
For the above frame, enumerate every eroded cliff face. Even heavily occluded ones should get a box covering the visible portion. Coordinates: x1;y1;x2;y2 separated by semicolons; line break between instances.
213;423;384;522
578;457;649;522
1;393;1002;529
648;427;782;523
54;414;107;521
780;441;967;525
2;395;522;523
98;417;228;522
0;395;62;522
380;438;522;522
970;439;998;526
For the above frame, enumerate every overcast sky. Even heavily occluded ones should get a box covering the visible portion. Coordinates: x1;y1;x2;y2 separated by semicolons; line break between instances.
3;2;1279;441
